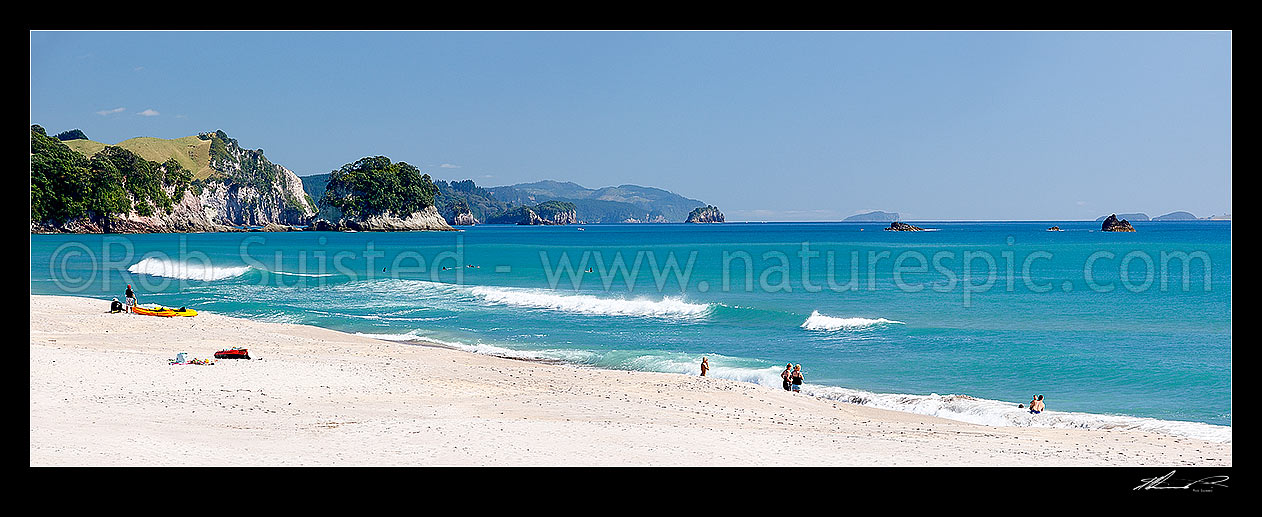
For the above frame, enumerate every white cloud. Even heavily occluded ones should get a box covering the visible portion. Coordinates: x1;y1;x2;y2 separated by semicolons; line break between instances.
439;163;461;168
96;107;125;116
137;109;160;117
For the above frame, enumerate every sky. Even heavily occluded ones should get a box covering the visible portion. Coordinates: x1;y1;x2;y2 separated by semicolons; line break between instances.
30;30;1231;221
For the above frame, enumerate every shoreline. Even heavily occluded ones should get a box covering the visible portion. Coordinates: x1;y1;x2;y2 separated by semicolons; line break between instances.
385;338;1232;445
30;294;1231;466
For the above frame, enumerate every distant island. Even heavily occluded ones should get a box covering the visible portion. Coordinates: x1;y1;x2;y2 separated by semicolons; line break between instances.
685;205;725;223
1095;212;1150;222
843;210;900;222
1100;214;1136;232
1092;211;1229;222
885;221;925;232
1152;211;1199;221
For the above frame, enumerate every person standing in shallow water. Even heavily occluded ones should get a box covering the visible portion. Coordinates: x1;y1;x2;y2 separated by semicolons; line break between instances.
781;363;793;391
700;357;709;377
791;364;804;393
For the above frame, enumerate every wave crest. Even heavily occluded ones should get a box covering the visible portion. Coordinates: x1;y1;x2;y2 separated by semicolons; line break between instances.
469;286;711;320
127;257;252;281
801;310;904;331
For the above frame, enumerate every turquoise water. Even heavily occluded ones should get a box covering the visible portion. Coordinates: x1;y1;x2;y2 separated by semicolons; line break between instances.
30;221;1231;441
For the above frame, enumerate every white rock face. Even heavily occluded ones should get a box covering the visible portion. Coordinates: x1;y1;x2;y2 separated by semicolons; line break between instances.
340;206;454;231
451;211;478;226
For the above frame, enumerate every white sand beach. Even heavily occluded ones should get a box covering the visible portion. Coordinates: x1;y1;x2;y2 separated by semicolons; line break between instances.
29;295;1231;467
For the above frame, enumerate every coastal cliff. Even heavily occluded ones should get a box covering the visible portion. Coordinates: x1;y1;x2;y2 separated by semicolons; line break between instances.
1101;214;1136;232
486;201;577;225
31;126;316;233
685;205;725;223
197;131;317;227
451;210;478;226
310;206;453;232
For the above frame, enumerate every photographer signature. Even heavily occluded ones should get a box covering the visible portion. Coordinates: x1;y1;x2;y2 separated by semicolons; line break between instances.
1134;470;1229;492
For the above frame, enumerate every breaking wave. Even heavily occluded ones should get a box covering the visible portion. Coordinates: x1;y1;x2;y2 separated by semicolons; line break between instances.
127;257;252;281
801;310;905;331
469;285;713;320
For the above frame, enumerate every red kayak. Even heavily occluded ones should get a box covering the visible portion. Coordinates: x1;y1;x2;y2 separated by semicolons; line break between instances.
214;348;250;359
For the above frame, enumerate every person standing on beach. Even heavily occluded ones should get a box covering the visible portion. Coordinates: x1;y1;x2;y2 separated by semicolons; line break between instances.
781;363;793;391
700;357;709;377
791;364;804;393
124;285;137;313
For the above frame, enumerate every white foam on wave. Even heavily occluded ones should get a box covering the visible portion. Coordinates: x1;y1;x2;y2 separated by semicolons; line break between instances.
469;285;712;320
127;257;252;281
354;330;598;363
801;310;905;331
269;270;335;278
802;385;1231;443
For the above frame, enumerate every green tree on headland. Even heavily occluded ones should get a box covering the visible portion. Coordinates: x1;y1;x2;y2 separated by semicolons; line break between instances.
30;124;193;226
319;156;440;219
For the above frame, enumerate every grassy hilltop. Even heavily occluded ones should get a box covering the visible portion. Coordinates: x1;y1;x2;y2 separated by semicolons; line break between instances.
63;135;220;181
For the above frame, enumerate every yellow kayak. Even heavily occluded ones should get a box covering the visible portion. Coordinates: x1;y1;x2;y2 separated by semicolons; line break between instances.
132;305;198;317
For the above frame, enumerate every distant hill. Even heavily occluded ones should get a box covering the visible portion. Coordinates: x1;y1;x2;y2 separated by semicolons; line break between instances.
297;175;709;224
486;181;706;223
1153;211;1199;221
1095;213;1150;222
300;173;341;220
843;210;900;222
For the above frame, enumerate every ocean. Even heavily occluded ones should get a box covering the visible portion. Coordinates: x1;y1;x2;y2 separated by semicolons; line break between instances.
29;220;1231;442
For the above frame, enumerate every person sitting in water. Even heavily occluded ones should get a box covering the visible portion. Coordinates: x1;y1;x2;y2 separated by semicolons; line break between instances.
1029;395;1045;414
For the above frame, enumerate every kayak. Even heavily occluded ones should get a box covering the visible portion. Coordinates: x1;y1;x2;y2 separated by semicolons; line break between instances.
132;305;198;317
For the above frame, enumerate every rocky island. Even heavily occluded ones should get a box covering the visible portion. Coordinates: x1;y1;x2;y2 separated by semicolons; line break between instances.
313;156;453;231
1100;214;1136;232
885;221;925;231
685;205;725;223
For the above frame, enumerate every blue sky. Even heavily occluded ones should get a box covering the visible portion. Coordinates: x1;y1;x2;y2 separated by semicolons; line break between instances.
30;31;1231;221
